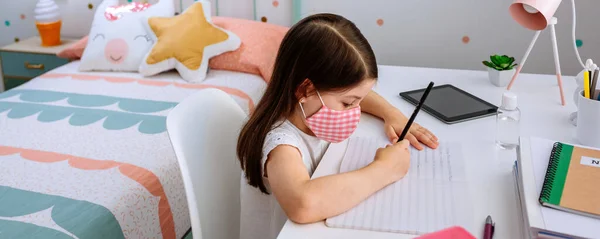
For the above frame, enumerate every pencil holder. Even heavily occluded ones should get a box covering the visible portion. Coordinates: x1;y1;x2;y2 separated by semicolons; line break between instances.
576;90;600;148
570;70;596;126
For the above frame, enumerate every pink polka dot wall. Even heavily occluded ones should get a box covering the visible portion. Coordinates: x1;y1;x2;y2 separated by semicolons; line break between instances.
0;0;597;75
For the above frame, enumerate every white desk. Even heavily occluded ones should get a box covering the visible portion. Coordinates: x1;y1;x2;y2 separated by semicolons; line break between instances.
277;65;578;239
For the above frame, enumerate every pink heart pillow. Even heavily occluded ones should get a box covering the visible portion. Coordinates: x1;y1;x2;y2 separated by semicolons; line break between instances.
209;17;289;83
56;36;88;60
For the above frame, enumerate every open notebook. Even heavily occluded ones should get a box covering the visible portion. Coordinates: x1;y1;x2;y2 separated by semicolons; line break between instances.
325;137;472;235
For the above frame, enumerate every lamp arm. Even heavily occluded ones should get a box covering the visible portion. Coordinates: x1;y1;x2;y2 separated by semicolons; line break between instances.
571;0;586;68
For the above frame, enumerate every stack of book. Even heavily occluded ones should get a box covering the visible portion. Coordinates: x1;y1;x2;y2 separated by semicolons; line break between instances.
513;137;600;239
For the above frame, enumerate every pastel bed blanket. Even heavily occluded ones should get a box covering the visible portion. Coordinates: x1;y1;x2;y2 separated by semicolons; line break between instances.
0;62;265;238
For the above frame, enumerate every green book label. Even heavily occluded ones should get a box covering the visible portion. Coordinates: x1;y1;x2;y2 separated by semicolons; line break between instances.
542;143;573;205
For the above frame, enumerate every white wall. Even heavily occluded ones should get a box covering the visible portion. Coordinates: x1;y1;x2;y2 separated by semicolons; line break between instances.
1;0;599;77
294;0;600;76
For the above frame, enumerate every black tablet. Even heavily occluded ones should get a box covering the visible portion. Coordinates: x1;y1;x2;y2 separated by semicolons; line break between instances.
399;84;498;124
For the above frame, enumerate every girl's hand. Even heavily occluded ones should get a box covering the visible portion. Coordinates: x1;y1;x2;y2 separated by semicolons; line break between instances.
382;110;439;150
373;140;411;182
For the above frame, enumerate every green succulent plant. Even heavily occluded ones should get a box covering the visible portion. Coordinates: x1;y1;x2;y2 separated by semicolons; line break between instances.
483;55;518;71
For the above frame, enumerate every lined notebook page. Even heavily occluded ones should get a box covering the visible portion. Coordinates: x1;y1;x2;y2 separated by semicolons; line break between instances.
325;137;472;235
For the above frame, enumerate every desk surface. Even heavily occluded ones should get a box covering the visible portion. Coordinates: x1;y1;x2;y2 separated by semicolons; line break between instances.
277;65;578;239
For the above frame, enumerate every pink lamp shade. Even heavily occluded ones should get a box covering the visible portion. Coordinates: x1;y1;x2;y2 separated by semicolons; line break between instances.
510;0;562;30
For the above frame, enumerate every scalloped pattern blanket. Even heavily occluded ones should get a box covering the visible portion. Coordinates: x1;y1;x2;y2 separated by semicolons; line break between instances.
0;61;266;238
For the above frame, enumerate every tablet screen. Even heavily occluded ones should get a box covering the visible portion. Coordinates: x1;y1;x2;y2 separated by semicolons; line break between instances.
400;85;497;123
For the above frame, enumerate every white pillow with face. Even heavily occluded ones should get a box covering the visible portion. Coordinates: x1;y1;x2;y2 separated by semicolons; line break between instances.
79;0;174;72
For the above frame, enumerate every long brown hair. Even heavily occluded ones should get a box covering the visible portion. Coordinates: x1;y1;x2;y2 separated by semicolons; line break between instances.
237;13;378;194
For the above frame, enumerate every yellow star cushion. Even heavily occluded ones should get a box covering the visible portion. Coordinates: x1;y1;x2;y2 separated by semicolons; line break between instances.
139;1;241;82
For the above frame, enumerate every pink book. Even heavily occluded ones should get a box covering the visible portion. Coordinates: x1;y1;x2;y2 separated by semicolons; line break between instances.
416;226;476;239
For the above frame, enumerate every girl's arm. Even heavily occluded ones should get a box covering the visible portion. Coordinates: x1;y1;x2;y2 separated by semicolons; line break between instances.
360;90;439;150
266;142;409;224
360;90;403;121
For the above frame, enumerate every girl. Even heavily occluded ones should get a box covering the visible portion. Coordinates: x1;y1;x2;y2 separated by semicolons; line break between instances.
237;13;438;239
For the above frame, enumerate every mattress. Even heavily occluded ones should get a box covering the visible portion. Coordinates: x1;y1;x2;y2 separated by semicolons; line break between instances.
0;61;266;238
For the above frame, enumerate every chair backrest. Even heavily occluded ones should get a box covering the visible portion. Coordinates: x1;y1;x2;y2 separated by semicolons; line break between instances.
166;89;246;239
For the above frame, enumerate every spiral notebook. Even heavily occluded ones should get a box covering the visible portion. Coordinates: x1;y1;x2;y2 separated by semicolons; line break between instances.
325;137;472;235
539;142;600;219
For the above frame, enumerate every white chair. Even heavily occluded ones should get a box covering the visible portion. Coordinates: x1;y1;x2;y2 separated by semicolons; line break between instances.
166;89;246;239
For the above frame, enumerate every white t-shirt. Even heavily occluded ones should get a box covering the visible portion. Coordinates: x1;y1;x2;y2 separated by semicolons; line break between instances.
240;120;330;239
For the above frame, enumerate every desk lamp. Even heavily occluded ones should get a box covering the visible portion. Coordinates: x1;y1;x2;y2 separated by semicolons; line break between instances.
507;0;586;106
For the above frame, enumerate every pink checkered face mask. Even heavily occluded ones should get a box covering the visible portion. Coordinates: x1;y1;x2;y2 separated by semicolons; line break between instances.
299;91;361;143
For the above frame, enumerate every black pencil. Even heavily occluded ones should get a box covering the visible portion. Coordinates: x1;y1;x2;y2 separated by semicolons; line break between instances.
398;82;434;142
592;68;599;100
588;71;594;99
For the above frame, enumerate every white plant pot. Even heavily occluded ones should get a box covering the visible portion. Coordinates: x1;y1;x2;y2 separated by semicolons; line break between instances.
488;68;515;87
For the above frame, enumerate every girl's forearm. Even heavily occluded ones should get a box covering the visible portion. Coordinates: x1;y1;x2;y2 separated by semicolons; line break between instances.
291;160;393;223
360;90;406;120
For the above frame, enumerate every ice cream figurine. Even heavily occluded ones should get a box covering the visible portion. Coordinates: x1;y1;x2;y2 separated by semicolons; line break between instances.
34;0;62;46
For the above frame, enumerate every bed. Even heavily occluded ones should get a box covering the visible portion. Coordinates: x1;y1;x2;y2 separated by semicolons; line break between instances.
0;61;266;238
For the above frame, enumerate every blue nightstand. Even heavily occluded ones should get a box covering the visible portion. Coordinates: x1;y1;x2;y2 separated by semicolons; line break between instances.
0;36;77;92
